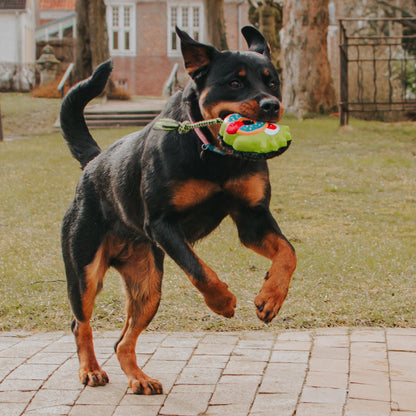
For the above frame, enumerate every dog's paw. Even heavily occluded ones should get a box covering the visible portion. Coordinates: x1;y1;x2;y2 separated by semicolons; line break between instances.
130;377;164;395
204;283;237;318
79;368;109;387
254;289;286;324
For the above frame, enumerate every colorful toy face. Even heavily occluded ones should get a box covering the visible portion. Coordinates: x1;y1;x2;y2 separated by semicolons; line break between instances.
219;113;291;159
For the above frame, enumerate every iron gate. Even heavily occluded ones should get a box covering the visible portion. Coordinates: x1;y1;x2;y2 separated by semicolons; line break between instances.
339;17;416;125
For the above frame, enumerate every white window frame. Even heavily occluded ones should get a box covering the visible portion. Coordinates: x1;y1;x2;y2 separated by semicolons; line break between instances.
105;1;136;56
167;1;204;57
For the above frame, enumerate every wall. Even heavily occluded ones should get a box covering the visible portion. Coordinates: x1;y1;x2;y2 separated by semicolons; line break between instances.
112;1;173;96
111;0;250;96
0;13;19;63
0;5;36;91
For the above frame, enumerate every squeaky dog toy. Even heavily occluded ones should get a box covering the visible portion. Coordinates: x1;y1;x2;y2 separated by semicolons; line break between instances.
219;113;291;159
155;113;292;160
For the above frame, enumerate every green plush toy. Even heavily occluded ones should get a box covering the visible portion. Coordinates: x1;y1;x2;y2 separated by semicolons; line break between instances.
219;113;291;159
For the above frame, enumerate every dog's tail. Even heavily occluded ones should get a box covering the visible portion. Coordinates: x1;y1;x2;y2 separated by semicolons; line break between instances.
60;60;113;169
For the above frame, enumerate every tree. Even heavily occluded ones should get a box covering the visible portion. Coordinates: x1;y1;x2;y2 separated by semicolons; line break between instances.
281;0;337;117
248;0;283;71
0;98;3;141
203;0;228;50
73;0;110;83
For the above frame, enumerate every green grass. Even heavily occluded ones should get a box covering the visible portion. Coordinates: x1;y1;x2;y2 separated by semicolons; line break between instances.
0;95;415;332
1;92;62;138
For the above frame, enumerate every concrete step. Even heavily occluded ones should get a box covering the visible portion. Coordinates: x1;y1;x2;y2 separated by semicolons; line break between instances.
84;109;160;128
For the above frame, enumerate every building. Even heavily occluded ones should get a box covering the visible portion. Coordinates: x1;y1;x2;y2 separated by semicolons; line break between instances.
32;0;250;96
38;0;74;24
0;0;39;90
36;0;75;42
0;0;38;64
105;1;250;96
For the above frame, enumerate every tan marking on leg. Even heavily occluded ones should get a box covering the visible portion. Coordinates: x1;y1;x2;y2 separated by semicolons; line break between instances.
185;245;236;318
113;243;164;394
82;244;109;314
249;233;296;323
75;242;111;386
74;320;109;386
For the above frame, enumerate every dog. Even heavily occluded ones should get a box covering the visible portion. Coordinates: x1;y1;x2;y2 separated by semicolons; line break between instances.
60;26;296;395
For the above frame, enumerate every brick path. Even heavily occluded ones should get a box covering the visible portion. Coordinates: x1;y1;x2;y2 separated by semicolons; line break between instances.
1;328;416;416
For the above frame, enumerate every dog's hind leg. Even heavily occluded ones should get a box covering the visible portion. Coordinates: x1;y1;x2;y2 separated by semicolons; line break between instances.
62;200;110;387
113;241;164;395
67;239;110;387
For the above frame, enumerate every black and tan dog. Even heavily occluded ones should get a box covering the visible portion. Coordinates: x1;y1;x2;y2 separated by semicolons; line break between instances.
60;26;296;395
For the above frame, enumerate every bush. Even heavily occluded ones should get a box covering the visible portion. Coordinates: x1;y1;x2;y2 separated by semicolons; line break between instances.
31;77;61;98
108;86;131;100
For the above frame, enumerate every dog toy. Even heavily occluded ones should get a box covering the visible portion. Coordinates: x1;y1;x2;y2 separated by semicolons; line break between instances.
154;113;292;160
218;113;291;159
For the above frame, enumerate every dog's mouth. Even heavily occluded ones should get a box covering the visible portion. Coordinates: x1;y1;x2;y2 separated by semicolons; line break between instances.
219;110;233;120
218;108;282;124
201;102;284;156
217;112;292;160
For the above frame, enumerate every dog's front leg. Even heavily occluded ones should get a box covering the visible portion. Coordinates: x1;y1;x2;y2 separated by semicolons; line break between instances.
146;216;236;318
232;206;297;323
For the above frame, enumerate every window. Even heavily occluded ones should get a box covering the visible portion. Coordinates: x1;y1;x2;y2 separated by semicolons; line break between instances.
168;2;203;57
106;2;136;56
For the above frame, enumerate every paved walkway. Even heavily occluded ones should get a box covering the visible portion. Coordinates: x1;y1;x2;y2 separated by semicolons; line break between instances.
1;328;416;416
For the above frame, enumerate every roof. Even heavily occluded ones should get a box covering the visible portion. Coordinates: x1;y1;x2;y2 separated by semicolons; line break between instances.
39;0;75;10
0;0;26;9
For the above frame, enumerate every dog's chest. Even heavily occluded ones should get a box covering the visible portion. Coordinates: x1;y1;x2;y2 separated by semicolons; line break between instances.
171;173;268;211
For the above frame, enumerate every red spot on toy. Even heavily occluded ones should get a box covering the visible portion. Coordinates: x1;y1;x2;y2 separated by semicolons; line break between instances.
226;121;243;135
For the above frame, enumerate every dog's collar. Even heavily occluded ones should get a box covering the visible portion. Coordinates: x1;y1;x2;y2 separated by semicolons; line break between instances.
154;113;232;157
186;111;232;157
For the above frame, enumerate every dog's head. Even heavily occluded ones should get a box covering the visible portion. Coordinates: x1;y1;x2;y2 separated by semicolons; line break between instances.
177;26;283;134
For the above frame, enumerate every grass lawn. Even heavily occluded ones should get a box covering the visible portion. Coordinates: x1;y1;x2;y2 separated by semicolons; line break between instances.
1;93;62;138
0;94;415;332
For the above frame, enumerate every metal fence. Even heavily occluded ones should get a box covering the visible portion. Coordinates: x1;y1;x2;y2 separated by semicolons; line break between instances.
339;17;416;125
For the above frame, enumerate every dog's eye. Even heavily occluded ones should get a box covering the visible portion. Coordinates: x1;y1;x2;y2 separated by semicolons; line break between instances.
229;80;243;89
268;80;278;90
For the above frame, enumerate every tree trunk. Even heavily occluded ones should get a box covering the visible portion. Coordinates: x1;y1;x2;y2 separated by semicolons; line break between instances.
73;0;110;83
248;1;283;71
203;0;228;50
282;0;337;117
74;0;91;82
0;98;3;141
88;0;110;68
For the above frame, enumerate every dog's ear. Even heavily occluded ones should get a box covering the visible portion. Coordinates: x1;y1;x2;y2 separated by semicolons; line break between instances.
176;27;220;77
241;26;271;59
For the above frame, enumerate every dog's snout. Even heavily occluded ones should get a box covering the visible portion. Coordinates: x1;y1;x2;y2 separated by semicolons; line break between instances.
259;99;280;118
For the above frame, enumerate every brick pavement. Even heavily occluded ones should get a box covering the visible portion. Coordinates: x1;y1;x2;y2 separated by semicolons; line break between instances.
1;328;416;416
